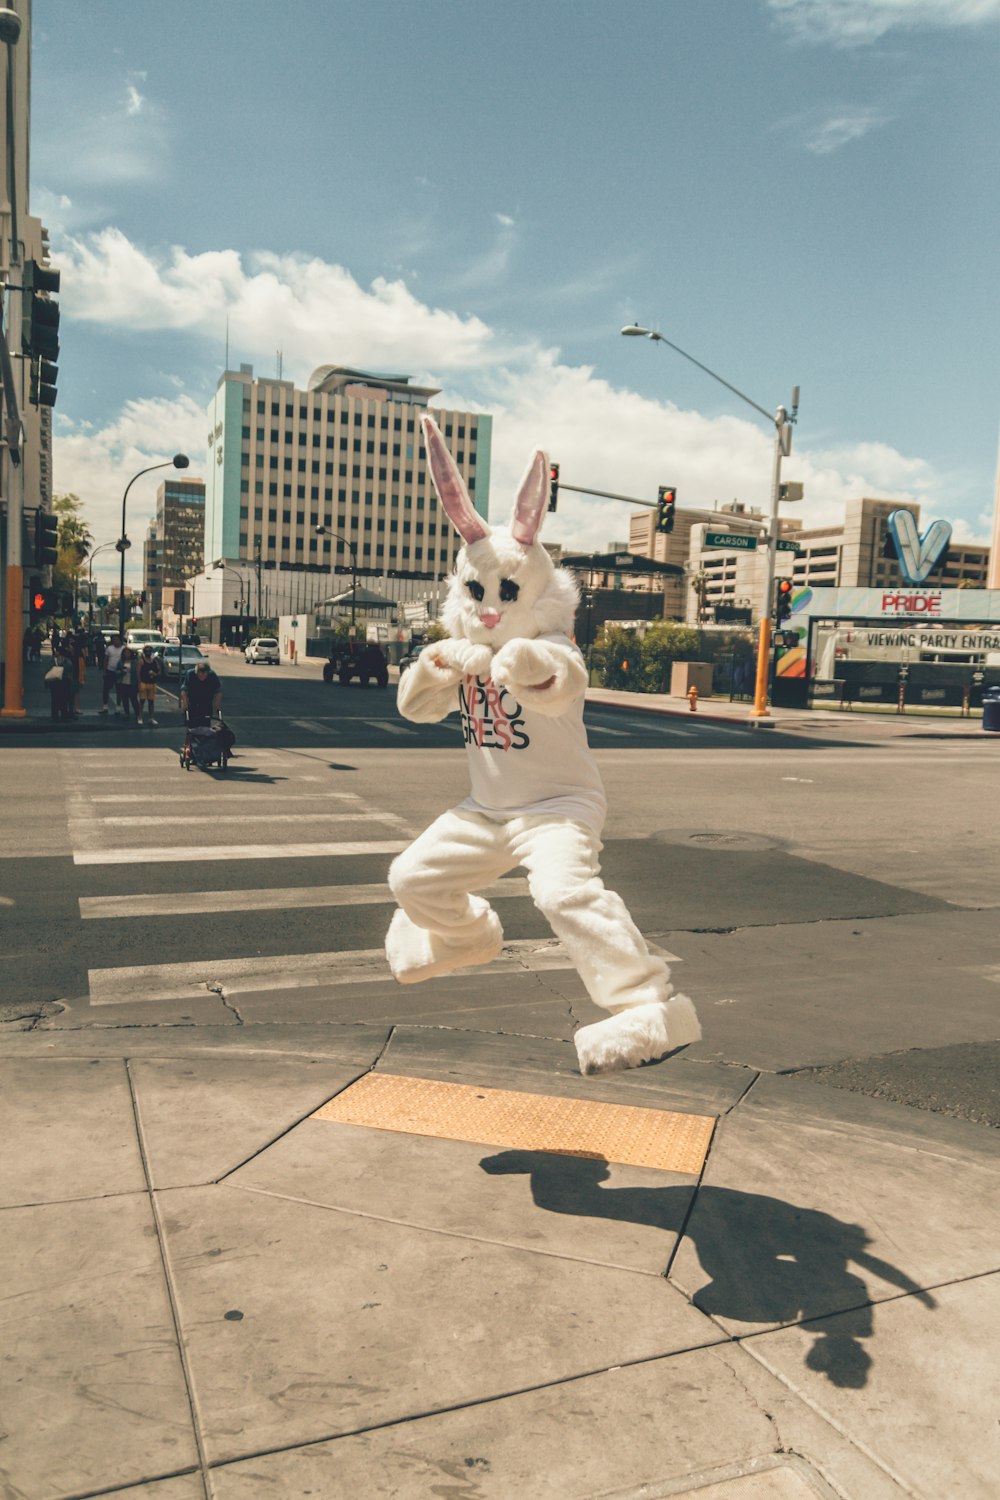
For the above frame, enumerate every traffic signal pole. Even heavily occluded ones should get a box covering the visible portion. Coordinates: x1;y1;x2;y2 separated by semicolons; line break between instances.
748;408;792;722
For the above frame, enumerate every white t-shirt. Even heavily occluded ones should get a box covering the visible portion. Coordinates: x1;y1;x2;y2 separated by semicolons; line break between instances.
456;635;606;833
104;643;124;673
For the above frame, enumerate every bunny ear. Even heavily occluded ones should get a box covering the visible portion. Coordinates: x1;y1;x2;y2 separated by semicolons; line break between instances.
510;450;549;546
421;415;490;545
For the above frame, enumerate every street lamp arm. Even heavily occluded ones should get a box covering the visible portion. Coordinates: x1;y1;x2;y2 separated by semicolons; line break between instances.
622;325;775;427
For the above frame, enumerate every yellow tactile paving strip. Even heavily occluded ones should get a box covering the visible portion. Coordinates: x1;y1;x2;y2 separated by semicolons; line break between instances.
313;1072;716;1175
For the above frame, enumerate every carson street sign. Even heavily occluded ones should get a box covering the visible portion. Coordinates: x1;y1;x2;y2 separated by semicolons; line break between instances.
704;531;758;551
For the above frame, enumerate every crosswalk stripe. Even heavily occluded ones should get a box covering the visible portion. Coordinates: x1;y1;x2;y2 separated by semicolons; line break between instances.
82;811;407;828
79;876;532;920
87;936;682;1005
84;936;642;1005
81;792;362;804
73;840;409;866
290;719;331;733
361;719;417;735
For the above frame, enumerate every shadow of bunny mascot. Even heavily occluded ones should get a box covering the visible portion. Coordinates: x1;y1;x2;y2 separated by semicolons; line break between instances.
385;414;701;1075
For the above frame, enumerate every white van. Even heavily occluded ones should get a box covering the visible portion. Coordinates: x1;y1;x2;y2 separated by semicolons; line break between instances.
244;636;280;664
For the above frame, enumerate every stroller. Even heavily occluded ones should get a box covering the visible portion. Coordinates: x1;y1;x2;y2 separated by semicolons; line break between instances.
181;717;230;772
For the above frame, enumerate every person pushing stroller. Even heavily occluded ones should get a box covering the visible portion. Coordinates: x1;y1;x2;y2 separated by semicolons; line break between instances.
180;659;232;770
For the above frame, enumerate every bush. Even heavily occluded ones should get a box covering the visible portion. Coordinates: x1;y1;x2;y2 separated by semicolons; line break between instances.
590;624;642;691
639;623;701;693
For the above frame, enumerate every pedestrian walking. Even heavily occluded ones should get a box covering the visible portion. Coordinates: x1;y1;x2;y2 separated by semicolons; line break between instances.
44;641;75;721
100;633;124;715
137;645;162;726
116;647;141;724
30;626;43;661
71;632;88;717
180;659;223;726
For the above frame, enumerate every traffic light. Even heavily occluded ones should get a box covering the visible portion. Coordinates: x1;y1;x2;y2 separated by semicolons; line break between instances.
34;508;59;568
774;577;793;623
548;463;559;513
656;486;676;534
29;358;58;408
21;260;60;362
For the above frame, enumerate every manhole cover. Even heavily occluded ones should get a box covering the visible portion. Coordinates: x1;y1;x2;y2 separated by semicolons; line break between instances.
651;829;782;853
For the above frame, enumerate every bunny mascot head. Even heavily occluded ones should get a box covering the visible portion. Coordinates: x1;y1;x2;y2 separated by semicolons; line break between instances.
384;413;701;1078
422;414;579;649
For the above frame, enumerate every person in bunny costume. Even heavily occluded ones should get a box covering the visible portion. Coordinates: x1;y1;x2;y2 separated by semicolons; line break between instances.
385;415;701;1075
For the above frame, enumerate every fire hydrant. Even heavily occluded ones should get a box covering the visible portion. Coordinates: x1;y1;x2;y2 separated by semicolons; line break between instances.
687;684;698;712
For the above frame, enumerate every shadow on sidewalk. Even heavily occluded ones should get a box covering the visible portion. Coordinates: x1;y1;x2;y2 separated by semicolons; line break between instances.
480;1150;937;1388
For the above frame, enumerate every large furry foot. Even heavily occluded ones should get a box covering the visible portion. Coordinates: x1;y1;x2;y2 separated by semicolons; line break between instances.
574;994;701;1076
385;908;504;985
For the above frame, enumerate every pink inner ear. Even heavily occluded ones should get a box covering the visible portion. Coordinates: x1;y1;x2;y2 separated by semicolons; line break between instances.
510;450;549;546
421;415;490;545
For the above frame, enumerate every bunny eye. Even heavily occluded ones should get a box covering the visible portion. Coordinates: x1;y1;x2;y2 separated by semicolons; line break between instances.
499;579;520;602
466;580;485;602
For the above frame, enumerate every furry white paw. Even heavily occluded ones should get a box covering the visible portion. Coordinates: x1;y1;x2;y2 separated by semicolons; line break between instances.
573;994;701;1076
432;639;493;680
385;908;504;985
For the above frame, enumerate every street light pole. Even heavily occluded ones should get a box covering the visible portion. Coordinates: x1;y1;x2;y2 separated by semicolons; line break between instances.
315;526;358;629
87;541;118;631
621;325;798;720
214;561;245;641
118;454;189;638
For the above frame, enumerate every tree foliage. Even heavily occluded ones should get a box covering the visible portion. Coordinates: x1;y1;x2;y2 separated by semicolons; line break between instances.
52;493;92;594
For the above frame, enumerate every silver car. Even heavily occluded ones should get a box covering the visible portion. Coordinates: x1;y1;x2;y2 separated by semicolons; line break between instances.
160;645;209;679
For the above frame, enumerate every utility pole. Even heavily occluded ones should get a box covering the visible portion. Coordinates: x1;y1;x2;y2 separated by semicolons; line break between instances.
255;536;262;629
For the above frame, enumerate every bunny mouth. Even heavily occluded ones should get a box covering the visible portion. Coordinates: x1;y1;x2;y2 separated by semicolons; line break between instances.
478;610;503;630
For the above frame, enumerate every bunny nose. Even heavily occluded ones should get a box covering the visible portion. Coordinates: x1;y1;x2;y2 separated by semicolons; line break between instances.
479;609;502;630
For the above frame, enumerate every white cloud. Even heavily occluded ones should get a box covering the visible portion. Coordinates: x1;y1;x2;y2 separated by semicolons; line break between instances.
53;229;989;587
33;74;168;191
57;230;518;371
768;0;1000;46
805;107;892;153
54;395;207;591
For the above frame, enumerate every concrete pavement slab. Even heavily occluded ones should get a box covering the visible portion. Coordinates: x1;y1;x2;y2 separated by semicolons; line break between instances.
748;1272;1000;1499
0;1020;393;1061
0;1057;147;1206
89;1477;205;1499
129;1055;369;1188
670;1075;999;1343
207;1343;895;1500
160;1182;721;1464
229;1120;700;1276
379;1023;754;1114
0;1195;198;1500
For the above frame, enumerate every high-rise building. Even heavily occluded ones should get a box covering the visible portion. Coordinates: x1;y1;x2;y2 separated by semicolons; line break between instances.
143;476;206;615
203;363;491;603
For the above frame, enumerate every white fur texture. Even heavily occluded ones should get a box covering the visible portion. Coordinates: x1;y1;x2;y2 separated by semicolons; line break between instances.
491;637;588;715
440;527;579;648
573;994;702;1076
385;907;504;984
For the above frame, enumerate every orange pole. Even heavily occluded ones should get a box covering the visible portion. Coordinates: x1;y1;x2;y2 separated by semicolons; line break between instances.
749;615;772;719
2;564;26;717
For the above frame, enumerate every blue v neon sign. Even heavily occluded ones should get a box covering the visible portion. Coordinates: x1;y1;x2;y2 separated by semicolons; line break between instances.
887;510;952;585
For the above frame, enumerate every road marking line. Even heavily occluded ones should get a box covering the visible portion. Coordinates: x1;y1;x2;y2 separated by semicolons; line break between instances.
81;792;362;804
79;877;532;920
360;719;417;735
73;840;409;866
291;719;333;733
585;725;631;737
81;811;407;828
86;936;682;1004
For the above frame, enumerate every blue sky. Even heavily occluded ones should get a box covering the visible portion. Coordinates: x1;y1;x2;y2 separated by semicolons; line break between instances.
30;0;1000;592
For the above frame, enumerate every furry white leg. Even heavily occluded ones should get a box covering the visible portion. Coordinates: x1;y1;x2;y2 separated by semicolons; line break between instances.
385;908;504;985
573;994;702;1076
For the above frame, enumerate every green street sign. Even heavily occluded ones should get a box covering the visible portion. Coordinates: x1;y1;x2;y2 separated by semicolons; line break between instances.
704;531;758;551
775;539;801;553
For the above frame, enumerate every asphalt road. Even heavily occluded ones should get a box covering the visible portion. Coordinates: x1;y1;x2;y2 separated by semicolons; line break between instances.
2;654;998;1125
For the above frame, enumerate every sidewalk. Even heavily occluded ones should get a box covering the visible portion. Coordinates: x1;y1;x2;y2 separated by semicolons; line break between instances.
0;652;992;739
3;981;997;1497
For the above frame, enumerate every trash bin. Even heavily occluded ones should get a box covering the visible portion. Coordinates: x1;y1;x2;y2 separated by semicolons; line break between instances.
983;686;1000;733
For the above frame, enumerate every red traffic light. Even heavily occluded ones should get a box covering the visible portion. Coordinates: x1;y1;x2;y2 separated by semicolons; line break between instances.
778;579;792;594
33;591;45;612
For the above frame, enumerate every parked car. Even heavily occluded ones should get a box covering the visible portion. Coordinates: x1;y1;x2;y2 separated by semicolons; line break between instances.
160;645;209;679
244;636;280;665
323;640;388;687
